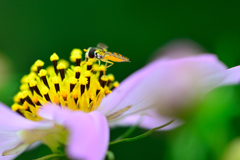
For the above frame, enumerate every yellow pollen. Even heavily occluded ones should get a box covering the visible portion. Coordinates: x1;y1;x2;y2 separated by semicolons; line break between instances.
20;102;29;110
107;74;115;81
113;81;119;88
50;53;59;61
52;77;60;84
72;90;79;98
21;91;28;99
32;96;39;104
53;95;60;104
74;66;81;72
12;47;120;121
99;65;106;71
59;59;69;69
30;65;37;72
92;64;99;72
42;87;49;95
101;75;108;81
80;77;88;85
20;84;29;91
38;69;47;77
57;63;66;70
85;71;91;77
29;80;37;87
35;60;44;67
11;103;20;111
61;91;68;100
69;77;77;84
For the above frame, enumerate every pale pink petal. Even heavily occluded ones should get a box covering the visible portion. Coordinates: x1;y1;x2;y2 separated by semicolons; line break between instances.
97;54;227;119
38;105;109;160
0;131;25;159
38;104;73;125
0;103;53;131
109;109;182;131
65;111;109;160
217;66;240;87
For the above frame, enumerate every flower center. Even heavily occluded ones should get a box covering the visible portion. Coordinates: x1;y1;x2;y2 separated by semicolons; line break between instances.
11;49;119;121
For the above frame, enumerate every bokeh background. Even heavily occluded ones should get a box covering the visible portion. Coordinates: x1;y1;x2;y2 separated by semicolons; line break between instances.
1;0;240;160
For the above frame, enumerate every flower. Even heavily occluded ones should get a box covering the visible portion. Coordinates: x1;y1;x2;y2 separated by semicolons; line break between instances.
0;48;240;160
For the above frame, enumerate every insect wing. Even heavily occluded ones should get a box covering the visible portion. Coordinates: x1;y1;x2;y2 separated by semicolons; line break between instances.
97;43;108;49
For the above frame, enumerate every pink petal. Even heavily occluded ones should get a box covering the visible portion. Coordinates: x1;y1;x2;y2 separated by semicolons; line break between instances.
217;66;240;87
109;109;182;131
97;54;227;119
0;103;53;131
0;131;24;159
38;105;109;160
65;111;109;160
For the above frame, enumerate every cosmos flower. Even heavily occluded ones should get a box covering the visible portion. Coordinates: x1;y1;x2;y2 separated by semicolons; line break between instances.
0;48;240;160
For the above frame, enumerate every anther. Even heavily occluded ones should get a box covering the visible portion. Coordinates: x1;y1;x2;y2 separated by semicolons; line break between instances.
69;77;77;92
22;91;35;107
29;80;42;97
107;74;115;87
87;61;93;70
42;87;51;102
30;65;38;73
85;71;91;90
20;101;31;112
100;75;108;88
35;60;44;73
32;96;42;106
74;66;81;79
70;49;82;66
99;65;106;81
92;64;99;74
61;91;68;101
57;63;66;81
72;90;78;104
96;82;101;96
11;103;24;117
18;92;25;105
112;81;119;90
50;53;59;75
80;78;88;95
38;69;50;89
52;77;60;92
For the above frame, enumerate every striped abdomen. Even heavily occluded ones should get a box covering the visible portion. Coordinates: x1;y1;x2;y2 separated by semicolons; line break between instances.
104;52;130;62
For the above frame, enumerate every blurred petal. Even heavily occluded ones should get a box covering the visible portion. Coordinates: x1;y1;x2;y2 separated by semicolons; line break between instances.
150;39;205;61
38;105;109;160
109;109;182;131
217;66;240;87
0;103;53;131
97;54;227;119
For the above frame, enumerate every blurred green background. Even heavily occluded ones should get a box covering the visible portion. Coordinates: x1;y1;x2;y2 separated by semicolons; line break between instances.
1;0;240;159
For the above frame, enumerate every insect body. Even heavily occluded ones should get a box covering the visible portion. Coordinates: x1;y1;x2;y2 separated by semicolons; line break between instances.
84;43;129;69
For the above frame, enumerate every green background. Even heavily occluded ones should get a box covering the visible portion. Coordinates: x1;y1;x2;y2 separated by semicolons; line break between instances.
1;0;240;159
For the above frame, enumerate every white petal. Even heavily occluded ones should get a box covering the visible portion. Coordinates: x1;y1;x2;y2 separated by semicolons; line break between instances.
97;54;227;119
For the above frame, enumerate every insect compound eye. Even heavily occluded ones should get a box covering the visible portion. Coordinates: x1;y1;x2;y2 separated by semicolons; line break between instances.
88;48;96;58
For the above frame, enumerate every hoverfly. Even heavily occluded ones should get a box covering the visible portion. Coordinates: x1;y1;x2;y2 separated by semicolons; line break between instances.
84;43;130;68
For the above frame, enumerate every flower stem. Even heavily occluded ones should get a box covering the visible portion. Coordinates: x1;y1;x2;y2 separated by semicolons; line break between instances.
34;153;66;160
109;120;174;145
114;122;139;141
